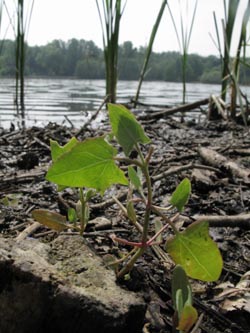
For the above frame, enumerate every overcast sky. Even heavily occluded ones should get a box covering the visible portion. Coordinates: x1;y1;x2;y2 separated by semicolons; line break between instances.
1;0;249;56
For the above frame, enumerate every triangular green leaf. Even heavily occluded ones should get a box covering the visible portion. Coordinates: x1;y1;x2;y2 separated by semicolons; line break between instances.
170;178;191;212
166;221;223;281
108;103;150;156
46;137;128;194
50;137;79;161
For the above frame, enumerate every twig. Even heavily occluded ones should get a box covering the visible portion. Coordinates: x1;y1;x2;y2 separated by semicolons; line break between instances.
182;213;250;228
75;95;109;138
137;98;209;121
64;115;74;129
15;221;41;242
198;147;250;183
152;163;220;182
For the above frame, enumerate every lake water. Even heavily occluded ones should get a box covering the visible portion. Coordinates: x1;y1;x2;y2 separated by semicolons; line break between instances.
0;78;249;128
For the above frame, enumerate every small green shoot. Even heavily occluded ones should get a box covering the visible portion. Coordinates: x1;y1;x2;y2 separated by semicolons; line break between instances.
172;265;198;333
128;166;142;191
170;178;191;212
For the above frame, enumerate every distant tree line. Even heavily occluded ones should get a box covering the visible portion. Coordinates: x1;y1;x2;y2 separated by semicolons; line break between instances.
0;38;250;84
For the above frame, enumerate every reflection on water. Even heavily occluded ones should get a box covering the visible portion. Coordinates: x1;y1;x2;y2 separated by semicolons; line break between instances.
0;77;249;128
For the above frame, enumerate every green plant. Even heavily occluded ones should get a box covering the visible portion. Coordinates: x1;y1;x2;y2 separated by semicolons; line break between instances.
134;0;167;106
171;265;198;333
212;0;250;122
96;0;126;103
167;0;198;105
33;104;223;282
14;0;35;127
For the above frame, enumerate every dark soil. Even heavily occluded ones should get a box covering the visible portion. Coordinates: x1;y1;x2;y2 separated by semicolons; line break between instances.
0;112;250;333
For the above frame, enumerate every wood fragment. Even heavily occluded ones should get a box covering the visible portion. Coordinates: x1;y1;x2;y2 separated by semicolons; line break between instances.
0;167;46;190
15;221;41;242
152;163;220;182
137;98;209;121
194;213;250;228
182;213;250;228
198;147;250;183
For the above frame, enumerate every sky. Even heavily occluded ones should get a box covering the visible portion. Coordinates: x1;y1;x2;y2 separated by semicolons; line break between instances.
1;0;249;56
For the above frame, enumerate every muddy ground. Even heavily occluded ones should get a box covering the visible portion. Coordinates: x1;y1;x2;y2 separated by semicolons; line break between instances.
0;109;250;333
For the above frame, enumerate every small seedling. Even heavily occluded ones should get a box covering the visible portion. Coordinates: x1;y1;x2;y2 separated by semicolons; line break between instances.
32;103;223;282
171;265;198;333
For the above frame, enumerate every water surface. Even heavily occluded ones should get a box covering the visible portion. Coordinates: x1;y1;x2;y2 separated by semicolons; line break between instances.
0;78;248;128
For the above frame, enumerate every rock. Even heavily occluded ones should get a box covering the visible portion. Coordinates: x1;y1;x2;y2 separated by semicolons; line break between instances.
0;235;146;333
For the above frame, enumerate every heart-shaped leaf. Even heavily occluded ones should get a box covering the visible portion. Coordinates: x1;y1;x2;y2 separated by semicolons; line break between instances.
108;104;150;156
166;221;223;281
170;178;191;212
32;209;68;231
46;137;128;194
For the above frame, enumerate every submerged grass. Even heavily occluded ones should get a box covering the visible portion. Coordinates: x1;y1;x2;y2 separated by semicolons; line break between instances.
15;0;34;127
167;0;197;105
134;0;167;106
213;0;250;122
96;0;126;103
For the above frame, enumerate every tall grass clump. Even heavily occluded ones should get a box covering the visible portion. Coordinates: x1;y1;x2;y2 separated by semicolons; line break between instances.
0;1;3;33
0;0;6;54
14;0;34;127
134;0;167;106
213;0;239;103
96;0;126;103
213;0;250;121
167;0;198;105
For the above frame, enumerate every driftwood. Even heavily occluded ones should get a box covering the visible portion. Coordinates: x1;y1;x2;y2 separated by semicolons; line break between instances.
137;98;209;121
198;147;250;183
192;213;250;228
0;167;46;190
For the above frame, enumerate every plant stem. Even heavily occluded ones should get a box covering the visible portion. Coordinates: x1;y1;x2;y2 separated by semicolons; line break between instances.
79;187;86;235
117;247;145;279
114;156;143;169
134;0;167;106
135;143;153;245
151;206;179;234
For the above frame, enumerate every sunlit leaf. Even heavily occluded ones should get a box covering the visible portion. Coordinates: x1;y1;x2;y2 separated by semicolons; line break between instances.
166;221;223;281
46;137;128;194
128;166;142;190
177;303;198;332
108;103;150;156
50;137;79;161
170;178;191;212
32;209;68;231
